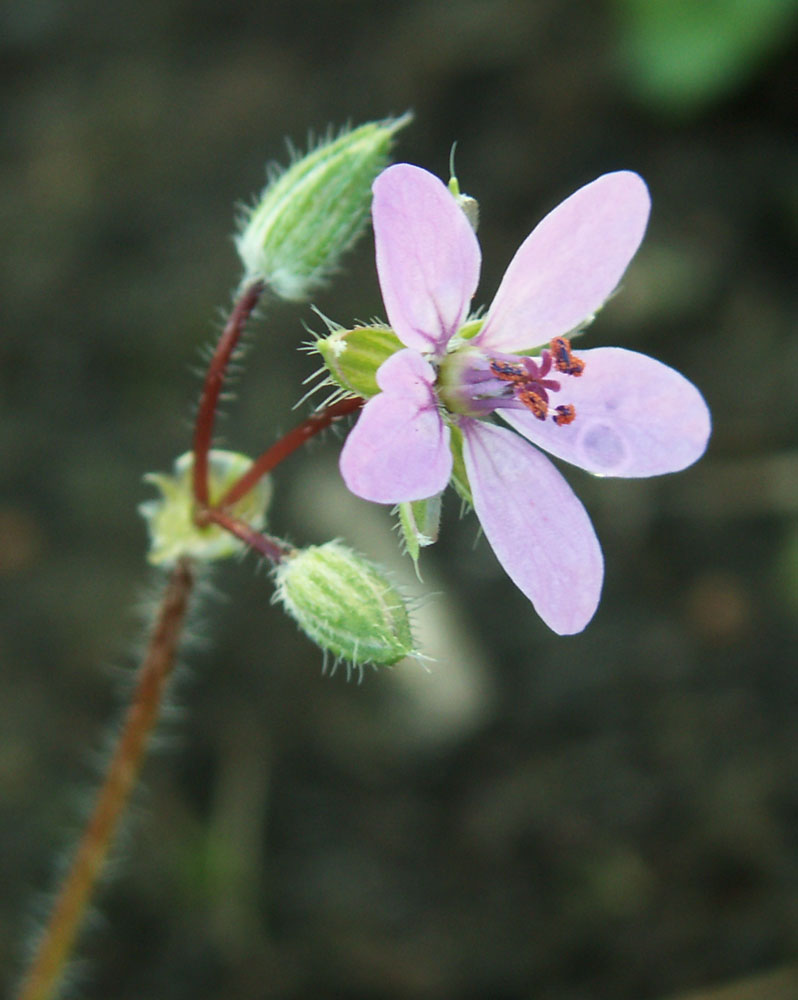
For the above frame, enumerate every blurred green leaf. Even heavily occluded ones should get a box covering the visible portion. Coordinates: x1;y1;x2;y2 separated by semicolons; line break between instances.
615;0;798;114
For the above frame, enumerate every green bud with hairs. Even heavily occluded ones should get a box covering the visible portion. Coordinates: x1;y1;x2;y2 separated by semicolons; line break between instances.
274;540;415;668
236;114;412;302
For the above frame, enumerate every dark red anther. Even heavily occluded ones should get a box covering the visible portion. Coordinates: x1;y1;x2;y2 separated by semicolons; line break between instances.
553;404;576;426
550;337;585;377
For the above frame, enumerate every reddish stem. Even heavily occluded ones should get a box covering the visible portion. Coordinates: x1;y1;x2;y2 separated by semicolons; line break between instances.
202;508;295;563
217;395;365;509
192;281;264;507
14;560;195;1000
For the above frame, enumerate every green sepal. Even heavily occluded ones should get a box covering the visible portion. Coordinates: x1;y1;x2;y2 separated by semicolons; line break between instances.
398;494;442;576
315;324;404;399
448;425;473;508
139;450;271;566
447;173;480;232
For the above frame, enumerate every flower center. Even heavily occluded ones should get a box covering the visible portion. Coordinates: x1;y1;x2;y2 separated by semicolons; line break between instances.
439;336;584;424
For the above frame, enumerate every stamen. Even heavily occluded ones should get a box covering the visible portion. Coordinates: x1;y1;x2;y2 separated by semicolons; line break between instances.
486;355;560;418
518;389;548;420
553;404;576;426
447;347;579;425
490;359;527;384
550;337;585;377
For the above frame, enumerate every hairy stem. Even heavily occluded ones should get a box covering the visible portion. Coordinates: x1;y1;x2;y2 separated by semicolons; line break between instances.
203;508;296;563
218;394;365;509
192;281;264;507
15;559;195;1000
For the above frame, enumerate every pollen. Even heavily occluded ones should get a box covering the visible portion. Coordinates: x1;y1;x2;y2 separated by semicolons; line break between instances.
518;389;548;420
553;404;576;426
490;359;527;383
550;337;585;377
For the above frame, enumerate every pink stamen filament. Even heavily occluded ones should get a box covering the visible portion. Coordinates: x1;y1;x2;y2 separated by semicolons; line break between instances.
460;340;584;423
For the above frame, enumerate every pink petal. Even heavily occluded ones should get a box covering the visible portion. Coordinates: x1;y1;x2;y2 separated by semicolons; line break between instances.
340;349;452;503
372;164;481;356
477;171;651;353
501;347;711;477
462;420;603;635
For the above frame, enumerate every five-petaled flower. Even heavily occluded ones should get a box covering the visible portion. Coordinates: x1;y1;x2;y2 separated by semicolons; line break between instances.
340;164;711;634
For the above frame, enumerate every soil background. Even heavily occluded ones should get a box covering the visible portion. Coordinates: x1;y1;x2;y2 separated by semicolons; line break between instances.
1;2;797;998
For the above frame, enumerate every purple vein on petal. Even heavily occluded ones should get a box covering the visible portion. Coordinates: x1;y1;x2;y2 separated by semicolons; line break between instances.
372;164;481;355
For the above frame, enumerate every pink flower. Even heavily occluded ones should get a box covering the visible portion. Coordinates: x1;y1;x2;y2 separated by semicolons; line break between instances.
339;164;711;634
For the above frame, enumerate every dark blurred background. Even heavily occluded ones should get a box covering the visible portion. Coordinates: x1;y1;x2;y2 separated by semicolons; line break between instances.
1;1;797;998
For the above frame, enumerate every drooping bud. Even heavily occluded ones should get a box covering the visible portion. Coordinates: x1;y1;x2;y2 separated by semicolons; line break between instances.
274;541;414;667
236;114;412;302
315;322;403;399
139;450;271;565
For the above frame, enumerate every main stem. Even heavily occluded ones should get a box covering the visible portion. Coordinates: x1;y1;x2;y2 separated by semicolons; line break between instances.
15;559;195;1000
192;281;264;507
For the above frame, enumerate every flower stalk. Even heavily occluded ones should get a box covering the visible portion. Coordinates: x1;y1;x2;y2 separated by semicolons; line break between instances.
192;280;265;507
16;116;416;1000
15;559;195;1000
200;507;295;563
217;394;364;509
187;282;364;558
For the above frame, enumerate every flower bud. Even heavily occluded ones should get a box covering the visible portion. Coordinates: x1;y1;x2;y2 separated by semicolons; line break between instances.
315;323;403;399
274;541;414;667
236;114;412;301
139;450;271;565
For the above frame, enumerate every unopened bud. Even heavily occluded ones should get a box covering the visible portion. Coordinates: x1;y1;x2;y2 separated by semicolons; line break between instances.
139;450;271;565
315;322;403;399
236;114;412;301
274;541;414;667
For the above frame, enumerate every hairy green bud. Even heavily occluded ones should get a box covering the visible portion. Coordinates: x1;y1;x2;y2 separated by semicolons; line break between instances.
274;541;414;667
236;114;412;302
315;323;403;399
139;450;271;565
